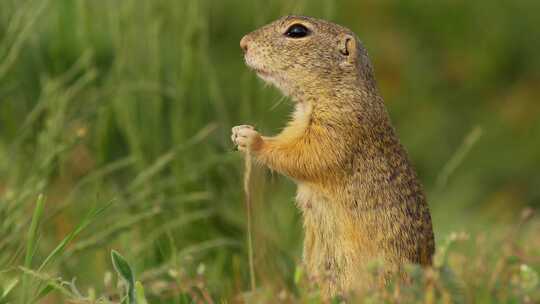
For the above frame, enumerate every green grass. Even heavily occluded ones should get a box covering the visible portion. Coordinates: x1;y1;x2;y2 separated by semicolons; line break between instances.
0;0;539;302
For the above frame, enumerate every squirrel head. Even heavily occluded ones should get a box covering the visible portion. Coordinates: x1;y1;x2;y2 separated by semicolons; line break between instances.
240;15;376;101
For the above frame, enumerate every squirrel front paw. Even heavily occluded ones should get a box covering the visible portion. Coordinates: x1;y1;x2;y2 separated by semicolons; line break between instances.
231;125;263;153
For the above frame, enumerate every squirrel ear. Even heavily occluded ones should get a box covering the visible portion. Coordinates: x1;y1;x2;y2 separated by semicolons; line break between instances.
338;34;357;63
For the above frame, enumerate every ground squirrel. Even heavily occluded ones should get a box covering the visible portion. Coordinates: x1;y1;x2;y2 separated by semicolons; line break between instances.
231;16;435;297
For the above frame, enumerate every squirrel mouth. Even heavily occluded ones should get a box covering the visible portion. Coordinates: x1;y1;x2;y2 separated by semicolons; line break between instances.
251;66;276;83
248;63;290;96
244;56;273;78
244;57;286;93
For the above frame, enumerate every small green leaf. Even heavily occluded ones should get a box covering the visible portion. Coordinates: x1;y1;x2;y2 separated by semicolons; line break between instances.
111;250;134;285
111;250;136;304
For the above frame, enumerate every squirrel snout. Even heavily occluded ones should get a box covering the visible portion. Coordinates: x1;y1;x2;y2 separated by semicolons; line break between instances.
240;35;249;53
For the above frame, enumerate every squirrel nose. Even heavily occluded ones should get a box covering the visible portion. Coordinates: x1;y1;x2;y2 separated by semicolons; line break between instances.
240;35;249;53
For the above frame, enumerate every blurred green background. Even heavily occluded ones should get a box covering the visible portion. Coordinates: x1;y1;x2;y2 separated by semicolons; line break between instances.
0;0;538;302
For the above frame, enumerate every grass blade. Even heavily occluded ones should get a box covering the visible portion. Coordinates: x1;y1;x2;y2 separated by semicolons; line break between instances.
23;195;45;269
21;194;46;304
0;278;19;300
38;201;112;271
435;126;483;190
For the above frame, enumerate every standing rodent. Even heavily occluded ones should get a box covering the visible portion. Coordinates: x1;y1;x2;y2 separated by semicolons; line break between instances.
231;15;435;297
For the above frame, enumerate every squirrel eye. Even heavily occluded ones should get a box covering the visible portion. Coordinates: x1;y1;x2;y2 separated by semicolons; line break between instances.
284;24;310;38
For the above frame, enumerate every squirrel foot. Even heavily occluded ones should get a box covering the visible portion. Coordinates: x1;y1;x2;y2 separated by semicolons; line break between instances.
231;125;263;153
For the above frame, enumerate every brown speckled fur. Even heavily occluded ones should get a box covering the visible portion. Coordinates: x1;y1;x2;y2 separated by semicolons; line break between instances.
231;16;435;298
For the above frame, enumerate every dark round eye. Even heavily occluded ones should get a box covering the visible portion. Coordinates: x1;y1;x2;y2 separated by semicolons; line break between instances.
284;24;310;38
